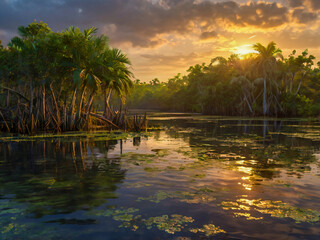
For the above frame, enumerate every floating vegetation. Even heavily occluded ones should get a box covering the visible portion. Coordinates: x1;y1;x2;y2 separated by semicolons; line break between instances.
219;153;246;159
189;224;226;236
144;167;162;172
137;191;170;203
89;207;139;218
88;206;195;234
0;199;25;216
221;198;320;223
233;212;263;220
191;174;206;178
123;182;152;188
0;199;61;239
2;115;320;239
0;131;151;143
221;200;251;211
88;207;141;231
1;223;25;236
144;214;194;234
270;129;320;141
137;190;216;204
122;153;155;166
121;152;155;160
151;149;170;157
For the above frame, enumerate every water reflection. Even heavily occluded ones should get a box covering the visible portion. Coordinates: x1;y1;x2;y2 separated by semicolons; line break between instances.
0;116;320;239
0;140;126;217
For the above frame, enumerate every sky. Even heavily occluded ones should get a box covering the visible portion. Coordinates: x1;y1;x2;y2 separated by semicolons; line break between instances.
1;0;320;82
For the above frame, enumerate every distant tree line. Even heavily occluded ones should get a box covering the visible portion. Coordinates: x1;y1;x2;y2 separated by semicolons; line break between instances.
0;21;146;133
127;42;320;117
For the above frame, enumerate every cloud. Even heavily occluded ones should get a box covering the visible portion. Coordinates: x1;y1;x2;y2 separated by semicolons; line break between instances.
140;52;200;67
287;0;320;11
292;8;318;23
286;0;304;8
272;27;320;49
236;1;288;28
200;31;218;40
1;0;320;81
0;0;293;47
306;0;320;11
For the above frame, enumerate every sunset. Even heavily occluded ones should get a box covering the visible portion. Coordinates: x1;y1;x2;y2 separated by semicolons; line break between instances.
1;0;320;239
0;0;320;81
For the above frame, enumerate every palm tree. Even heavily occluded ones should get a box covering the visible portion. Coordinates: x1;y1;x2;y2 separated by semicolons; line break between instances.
253;42;282;115
101;48;133;118
61;27;108;129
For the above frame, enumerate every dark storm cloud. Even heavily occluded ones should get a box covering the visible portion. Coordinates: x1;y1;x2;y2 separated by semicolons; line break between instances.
200;31;218;40
307;0;320;11
287;0;320;11
236;1;288;28
292;8;318;23
286;0;304;8
0;0;310;47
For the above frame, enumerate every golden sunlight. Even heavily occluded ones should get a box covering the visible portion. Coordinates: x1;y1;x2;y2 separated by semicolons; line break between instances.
232;44;258;58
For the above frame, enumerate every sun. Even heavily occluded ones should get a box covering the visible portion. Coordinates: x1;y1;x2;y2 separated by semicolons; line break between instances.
232;44;258;58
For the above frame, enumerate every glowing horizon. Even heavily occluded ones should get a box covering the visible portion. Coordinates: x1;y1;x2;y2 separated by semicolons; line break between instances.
1;0;320;82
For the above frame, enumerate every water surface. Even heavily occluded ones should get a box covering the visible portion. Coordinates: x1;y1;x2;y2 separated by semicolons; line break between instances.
1;115;320;239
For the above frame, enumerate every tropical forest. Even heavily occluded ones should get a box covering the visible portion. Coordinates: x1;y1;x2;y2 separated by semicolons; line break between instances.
1;0;320;239
128;46;319;117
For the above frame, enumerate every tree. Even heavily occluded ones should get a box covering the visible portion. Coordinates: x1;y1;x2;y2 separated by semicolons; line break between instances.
0;21;134;133
102;48;133;117
253;42;282;115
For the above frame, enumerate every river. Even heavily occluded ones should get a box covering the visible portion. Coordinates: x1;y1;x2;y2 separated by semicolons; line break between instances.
1;114;320;239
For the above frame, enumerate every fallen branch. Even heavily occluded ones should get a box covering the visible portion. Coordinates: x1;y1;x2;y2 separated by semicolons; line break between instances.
89;112;120;129
0;86;30;103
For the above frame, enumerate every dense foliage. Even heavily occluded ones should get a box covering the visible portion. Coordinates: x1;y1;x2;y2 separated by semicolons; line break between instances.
0;21;138;133
127;42;320;117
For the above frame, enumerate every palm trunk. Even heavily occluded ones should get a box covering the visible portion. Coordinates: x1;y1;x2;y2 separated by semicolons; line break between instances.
295;74;305;95
85;91;95;115
105;89;114;118
42;84;46;123
69;87;77;129
290;73;295;93
244;95;253;114
85;91;95;130
263;75;267;115
49;83;60;127
29;79;33;117
76;86;86;124
6;90;10;108
103;85;107;116
70;87;77;115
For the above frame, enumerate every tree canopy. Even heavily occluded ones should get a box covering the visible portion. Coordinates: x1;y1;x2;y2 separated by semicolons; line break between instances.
127;42;320;117
0;20;135;133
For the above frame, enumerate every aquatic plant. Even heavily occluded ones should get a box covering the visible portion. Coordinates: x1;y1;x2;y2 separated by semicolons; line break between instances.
137;190;216;204
144;214;194;234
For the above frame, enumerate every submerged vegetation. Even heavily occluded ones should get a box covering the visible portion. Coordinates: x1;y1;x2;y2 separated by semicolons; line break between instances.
1;117;320;238
128;42;320;117
0;21;148;133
